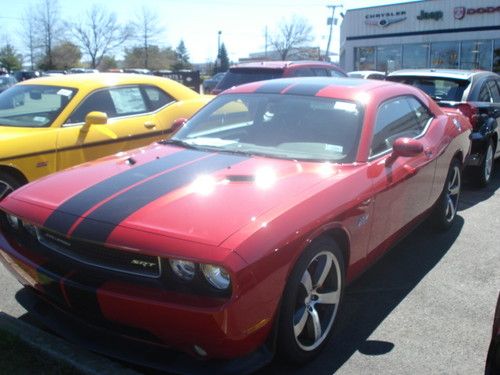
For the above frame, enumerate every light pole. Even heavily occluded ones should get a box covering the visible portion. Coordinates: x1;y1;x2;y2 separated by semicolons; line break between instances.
216;30;222;72
325;4;342;61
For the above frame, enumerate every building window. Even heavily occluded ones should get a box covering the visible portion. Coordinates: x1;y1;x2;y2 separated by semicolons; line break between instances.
430;42;459;69
494;40;500;73
461;40;493;70
376;45;401;73
403;43;429;69
354;47;375;71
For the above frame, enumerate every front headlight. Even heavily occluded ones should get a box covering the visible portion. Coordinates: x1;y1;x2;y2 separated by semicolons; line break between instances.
169;259;195;281
200;264;231;290
6;214;19;230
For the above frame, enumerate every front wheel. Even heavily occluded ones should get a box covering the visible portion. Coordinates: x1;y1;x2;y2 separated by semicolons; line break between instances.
0;173;22;200
277;237;344;364
431;158;461;231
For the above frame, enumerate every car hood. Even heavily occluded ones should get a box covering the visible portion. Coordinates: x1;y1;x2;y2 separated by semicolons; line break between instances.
4;144;348;247
0;126;47;140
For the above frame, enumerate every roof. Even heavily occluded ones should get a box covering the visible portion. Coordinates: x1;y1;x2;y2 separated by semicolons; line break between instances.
17;73;173;90
225;76;394;98
231;61;340;70
388;69;494;80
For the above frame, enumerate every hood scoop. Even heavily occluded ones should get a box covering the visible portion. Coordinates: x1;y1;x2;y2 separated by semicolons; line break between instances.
225;174;255;182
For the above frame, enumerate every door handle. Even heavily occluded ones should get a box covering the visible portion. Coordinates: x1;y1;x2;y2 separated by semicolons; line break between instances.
144;121;156;129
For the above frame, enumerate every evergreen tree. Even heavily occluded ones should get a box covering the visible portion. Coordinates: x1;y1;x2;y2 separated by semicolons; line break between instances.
172;40;191;71
214;43;229;74
0;44;22;71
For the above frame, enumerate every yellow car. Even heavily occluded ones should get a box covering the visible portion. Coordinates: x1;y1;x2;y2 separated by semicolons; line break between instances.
0;73;212;196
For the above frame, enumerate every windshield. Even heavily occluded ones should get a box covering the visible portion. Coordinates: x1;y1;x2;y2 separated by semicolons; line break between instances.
0;84;77;127
216;68;284;91
387;76;469;102
172;93;363;163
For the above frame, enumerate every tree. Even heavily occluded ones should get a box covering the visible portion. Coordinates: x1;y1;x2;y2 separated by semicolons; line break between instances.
71;5;132;69
51;41;81;70
270;16;313;60
36;0;63;70
123;45;177;70
214;43;229;74
98;55;118;71
21;7;38;70
133;6;164;69
0;44;22;71
172;40;191;71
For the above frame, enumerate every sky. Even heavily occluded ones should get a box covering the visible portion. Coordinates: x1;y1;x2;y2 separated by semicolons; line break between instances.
0;0;420;64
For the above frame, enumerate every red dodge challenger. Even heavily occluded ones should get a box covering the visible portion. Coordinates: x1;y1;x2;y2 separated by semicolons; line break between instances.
0;77;471;373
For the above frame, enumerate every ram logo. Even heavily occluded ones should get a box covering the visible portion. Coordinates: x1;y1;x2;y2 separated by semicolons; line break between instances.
131;259;157;268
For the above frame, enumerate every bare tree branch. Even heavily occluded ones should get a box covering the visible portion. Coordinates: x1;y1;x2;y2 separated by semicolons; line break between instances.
270;16;313;61
133;6;164;69
71;5;132;68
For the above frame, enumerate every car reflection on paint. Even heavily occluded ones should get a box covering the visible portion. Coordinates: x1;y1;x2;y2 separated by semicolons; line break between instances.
0;77;471;373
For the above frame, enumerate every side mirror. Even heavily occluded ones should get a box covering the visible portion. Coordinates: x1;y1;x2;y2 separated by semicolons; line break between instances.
82;111;108;132
171;117;187;134
391;138;424;158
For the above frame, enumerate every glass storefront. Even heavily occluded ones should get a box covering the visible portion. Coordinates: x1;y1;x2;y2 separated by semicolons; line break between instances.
461;40;493;70
430;41;459;69
403;43;429;69
354;39;498;72
376;45;401;72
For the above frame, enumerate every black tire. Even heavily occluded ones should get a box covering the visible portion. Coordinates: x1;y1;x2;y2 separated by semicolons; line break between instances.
277;236;345;364
473;138;494;188
431;158;461;231
0;173;23;200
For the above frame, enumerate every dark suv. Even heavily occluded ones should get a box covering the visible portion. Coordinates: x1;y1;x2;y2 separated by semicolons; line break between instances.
211;61;347;94
388;69;500;187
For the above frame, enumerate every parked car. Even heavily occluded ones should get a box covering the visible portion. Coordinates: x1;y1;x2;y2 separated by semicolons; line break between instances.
0;77;471;373
12;70;40;81
486;294;500;375
348;70;386;80
202;72;226;94
0;73;212;197
0;75;17;93
387;69;500;186
211;61;347;94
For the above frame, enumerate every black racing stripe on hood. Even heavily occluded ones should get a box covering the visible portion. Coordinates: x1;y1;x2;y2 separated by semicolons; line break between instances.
254;80;293;94
283;82;329;96
44;149;207;235
70;153;247;243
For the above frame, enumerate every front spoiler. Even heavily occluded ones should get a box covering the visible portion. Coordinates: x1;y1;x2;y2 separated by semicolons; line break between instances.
16;287;274;375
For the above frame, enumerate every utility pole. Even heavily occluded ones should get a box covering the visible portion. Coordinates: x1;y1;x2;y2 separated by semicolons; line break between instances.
265;26;268;59
325;4;342;61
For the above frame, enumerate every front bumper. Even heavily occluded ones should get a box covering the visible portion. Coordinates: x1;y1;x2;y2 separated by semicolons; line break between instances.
0;230;274;369
465;131;491;167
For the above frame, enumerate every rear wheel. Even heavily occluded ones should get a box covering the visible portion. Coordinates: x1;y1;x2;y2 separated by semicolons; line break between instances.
431;158;461;231
277;237;344;364
474;139;494;187
0;173;23;200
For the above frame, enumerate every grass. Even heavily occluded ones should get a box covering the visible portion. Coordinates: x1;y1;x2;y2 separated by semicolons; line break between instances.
0;328;80;375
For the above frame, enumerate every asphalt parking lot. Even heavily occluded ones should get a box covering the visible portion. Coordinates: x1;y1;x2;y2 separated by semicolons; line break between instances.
1;161;499;375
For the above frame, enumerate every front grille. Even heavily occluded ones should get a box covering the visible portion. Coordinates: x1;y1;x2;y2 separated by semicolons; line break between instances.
37;229;161;278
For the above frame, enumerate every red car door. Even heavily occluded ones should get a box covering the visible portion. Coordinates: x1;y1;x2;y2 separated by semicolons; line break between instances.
365;96;437;262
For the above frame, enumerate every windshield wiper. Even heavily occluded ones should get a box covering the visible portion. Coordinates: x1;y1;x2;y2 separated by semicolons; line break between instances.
159;139;200;149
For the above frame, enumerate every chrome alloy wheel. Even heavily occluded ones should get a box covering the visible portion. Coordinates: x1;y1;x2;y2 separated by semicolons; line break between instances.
293;251;342;351
445;164;461;223
483;143;494;183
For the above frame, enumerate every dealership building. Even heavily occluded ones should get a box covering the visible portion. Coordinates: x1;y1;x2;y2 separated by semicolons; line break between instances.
339;0;500;73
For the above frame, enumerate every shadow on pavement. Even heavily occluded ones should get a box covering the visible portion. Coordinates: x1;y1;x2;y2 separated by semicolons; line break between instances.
460;159;500;211
259;216;464;374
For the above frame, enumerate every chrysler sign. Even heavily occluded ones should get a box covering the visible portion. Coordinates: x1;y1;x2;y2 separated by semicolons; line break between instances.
365;10;407;27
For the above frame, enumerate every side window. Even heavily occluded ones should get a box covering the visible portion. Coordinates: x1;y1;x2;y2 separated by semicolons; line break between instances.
291;68;314;77
486;80;500;103
109;86;147;116
407;97;433;131
67;89;116;124
328;69;346;77
370;96;423;157
143;86;175;111
312;68;329;77
478;84;493;103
